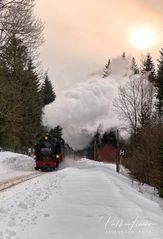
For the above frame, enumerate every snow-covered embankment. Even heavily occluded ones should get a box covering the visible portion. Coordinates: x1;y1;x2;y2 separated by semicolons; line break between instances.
0;154;163;239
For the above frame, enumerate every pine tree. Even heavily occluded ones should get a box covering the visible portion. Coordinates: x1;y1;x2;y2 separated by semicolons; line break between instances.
86;129;101;160
19;59;42;148
103;59;111;78
130;57;139;74
142;53;156;83
122;52;126;59
156;49;163;120
0;35;42;150
0;0;44;150
49;126;63;141
0;35;26;149
0;65;9;146
159;141;163;197
41;73;56;106
101;130;117;147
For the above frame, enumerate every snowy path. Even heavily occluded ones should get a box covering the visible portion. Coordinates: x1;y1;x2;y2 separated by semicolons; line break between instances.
0;156;163;239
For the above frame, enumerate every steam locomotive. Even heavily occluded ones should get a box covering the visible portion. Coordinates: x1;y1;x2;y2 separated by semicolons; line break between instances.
34;136;64;171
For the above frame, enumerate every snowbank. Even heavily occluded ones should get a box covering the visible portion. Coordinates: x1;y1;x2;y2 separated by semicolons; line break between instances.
0;151;35;182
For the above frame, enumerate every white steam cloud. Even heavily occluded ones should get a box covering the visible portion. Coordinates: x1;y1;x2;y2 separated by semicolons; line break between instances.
43;56;133;149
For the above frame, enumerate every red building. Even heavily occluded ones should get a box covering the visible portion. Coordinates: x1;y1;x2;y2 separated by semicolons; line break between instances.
98;145;116;163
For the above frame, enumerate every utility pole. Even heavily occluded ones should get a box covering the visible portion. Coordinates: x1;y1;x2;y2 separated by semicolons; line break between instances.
116;129;120;173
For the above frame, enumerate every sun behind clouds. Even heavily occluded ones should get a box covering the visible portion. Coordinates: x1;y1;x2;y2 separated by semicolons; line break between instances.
129;26;157;50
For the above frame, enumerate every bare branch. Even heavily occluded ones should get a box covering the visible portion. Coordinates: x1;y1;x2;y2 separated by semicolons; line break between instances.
0;0;44;54
114;75;156;135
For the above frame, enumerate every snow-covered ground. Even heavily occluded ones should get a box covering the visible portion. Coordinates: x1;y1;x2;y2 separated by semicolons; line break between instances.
0;152;163;239
0;152;35;183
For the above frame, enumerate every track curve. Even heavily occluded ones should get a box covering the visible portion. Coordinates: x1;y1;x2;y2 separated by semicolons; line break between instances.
0;172;44;192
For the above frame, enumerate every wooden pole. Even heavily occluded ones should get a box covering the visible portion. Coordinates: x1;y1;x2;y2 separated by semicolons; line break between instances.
116;129;120;173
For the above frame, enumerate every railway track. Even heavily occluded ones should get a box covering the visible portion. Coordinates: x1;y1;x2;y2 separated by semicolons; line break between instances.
0;172;44;192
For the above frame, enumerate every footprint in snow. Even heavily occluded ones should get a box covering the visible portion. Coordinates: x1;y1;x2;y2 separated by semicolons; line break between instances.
44;213;50;217
5;229;16;237
8;220;16;227
31;215;37;221
17;202;28;209
0;208;7;214
0;231;3;238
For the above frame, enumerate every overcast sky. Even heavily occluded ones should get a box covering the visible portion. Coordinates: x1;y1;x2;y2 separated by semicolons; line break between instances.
35;0;163;92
